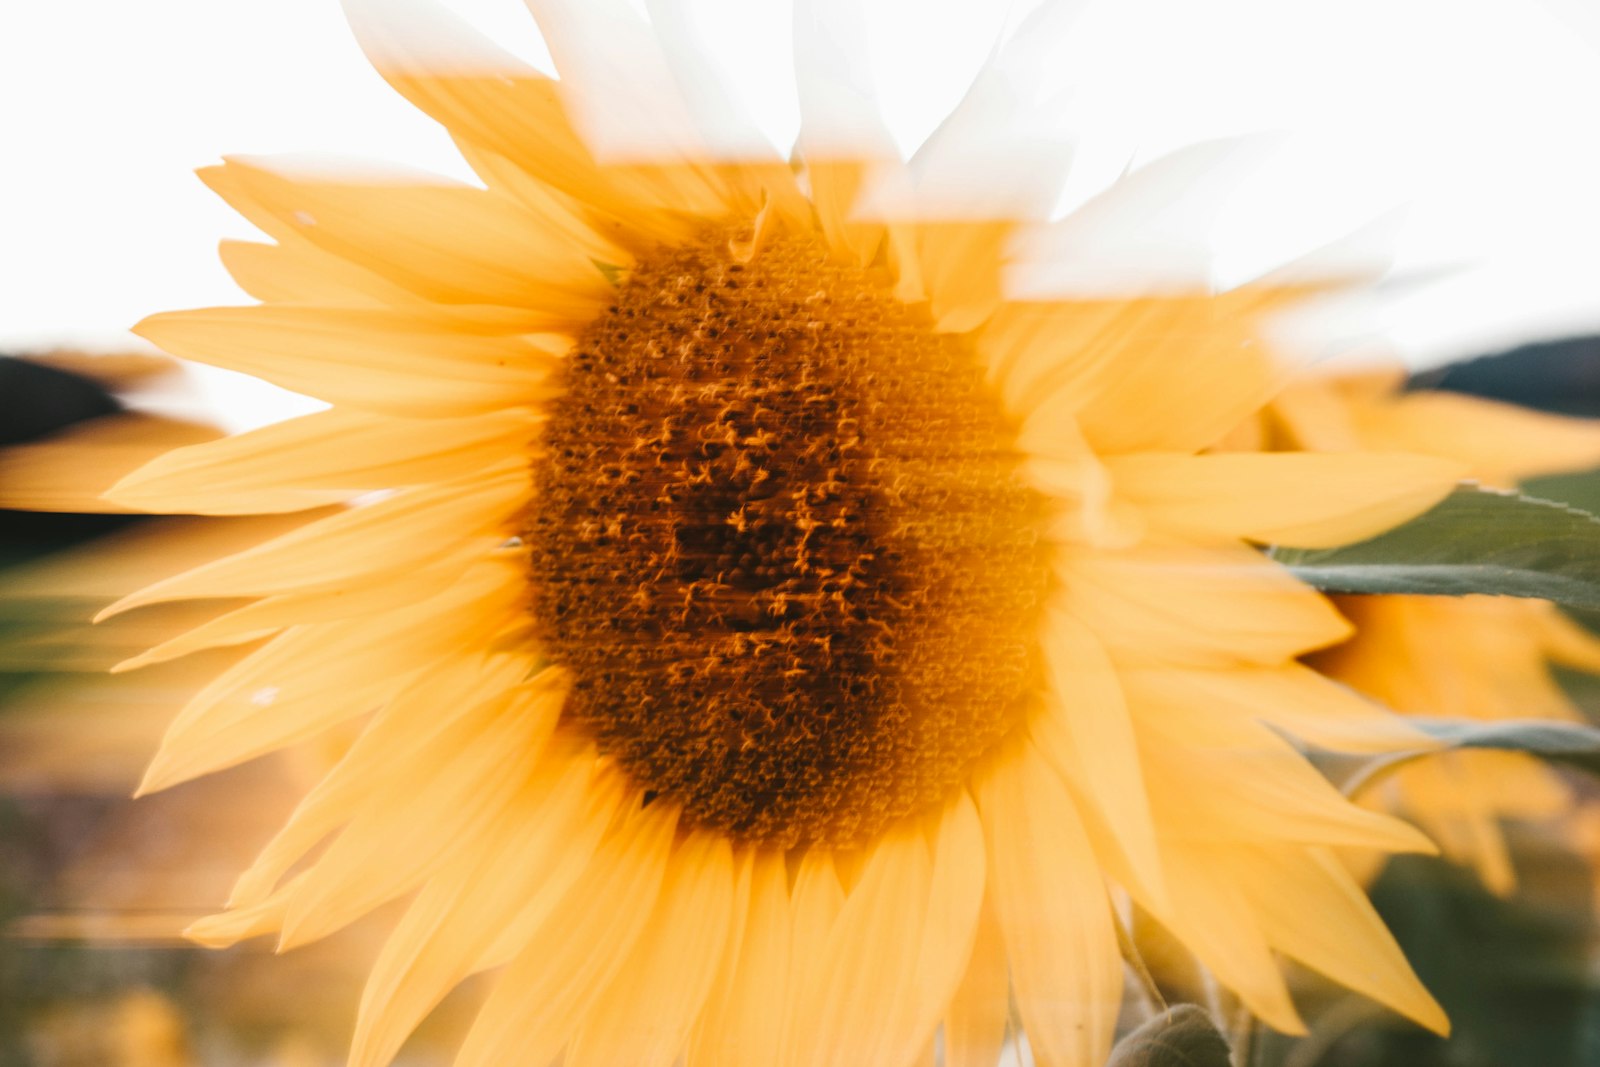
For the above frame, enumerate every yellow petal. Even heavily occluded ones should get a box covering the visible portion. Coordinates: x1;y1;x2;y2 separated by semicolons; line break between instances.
228;655;534;907
138;631;407;795
1034;609;1165;908
450;139;633;264
984;289;1298;455
1356;390;1600;487
1149;845;1305;1034
349;748;614;1067
978;738;1121;1067
1056;542;1352;667
790;827;930;1067
943;893;1009;1067
1236;846;1448;1035
101;467;526;618
1130;693;1436;854
790;792;985;1067
914;220;1013;333
217;236;408;308
808;160;889;267
276;678;563;949
689;850;791;1067
779;850;845;1067
342;0;699;246
134;306;566;418
1108;451;1465;547
201;157;609;311
184;872;308;949
139;564;523;793
0;415;219;513
106;407;536;515
896;792;989;1065
566;832;738;1067
112;548;485;672
454;797;679;1067
1122;662;1430;755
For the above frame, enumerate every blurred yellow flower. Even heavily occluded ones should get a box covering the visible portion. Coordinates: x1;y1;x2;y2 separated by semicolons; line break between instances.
1273;369;1600;895
26;990;189;1067
98;2;1474;1062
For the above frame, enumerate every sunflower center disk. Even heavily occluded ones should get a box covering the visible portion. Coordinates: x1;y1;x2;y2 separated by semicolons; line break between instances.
525;224;1051;848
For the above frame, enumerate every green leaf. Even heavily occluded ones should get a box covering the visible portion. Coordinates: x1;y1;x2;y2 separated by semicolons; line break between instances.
1269;486;1600;609
1108;1005;1232;1067
1357;853;1599;1067
1523;469;1600;519
1319;717;1600;796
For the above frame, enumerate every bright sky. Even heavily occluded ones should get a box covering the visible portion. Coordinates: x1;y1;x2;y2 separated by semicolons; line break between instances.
3;0;1599;427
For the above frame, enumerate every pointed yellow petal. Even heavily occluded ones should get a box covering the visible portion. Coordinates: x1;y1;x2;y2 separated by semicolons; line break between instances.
1237;846;1448;1035
349;749;618;1067
943;893;1009;1067
915;220;1012;334
101;468;525;618
1358;390;1600;487
1108;451;1465;548
0;415;218;513
134;306;565;418
788;825;930;1067
113;549;483;672
789;793;985;1067
895;792;989;1065
1131;696;1436;854
106;407;536;515
1123;662;1430;756
1034;609;1165;908
1056;542;1352;667
277;679;562;949
138;629;409;795
984;289;1297;454
779;850;845;1067
450;140;632;265
807;160;889;267
978;738;1121;1067
137;562;522;793
454;798;679;1067
978;300;1112;419
201;157;609;311
184;872;309;949
566;832;738;1067
228;655;535;907
218;236;406;307
689;850;791;1067
342;0;698;246
1152;845;1305;1035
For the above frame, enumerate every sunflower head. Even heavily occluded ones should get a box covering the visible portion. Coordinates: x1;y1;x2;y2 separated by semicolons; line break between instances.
92;2;1480;1064
527;219;1052;847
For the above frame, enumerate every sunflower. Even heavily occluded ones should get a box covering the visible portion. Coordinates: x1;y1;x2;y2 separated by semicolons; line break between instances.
1270;369;1600;896
99;1;1472;1062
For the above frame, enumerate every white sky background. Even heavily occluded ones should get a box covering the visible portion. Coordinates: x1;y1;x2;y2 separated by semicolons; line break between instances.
2;0;1599;429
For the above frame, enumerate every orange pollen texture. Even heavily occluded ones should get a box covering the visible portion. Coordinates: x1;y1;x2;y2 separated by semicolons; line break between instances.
523;222;1051;848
